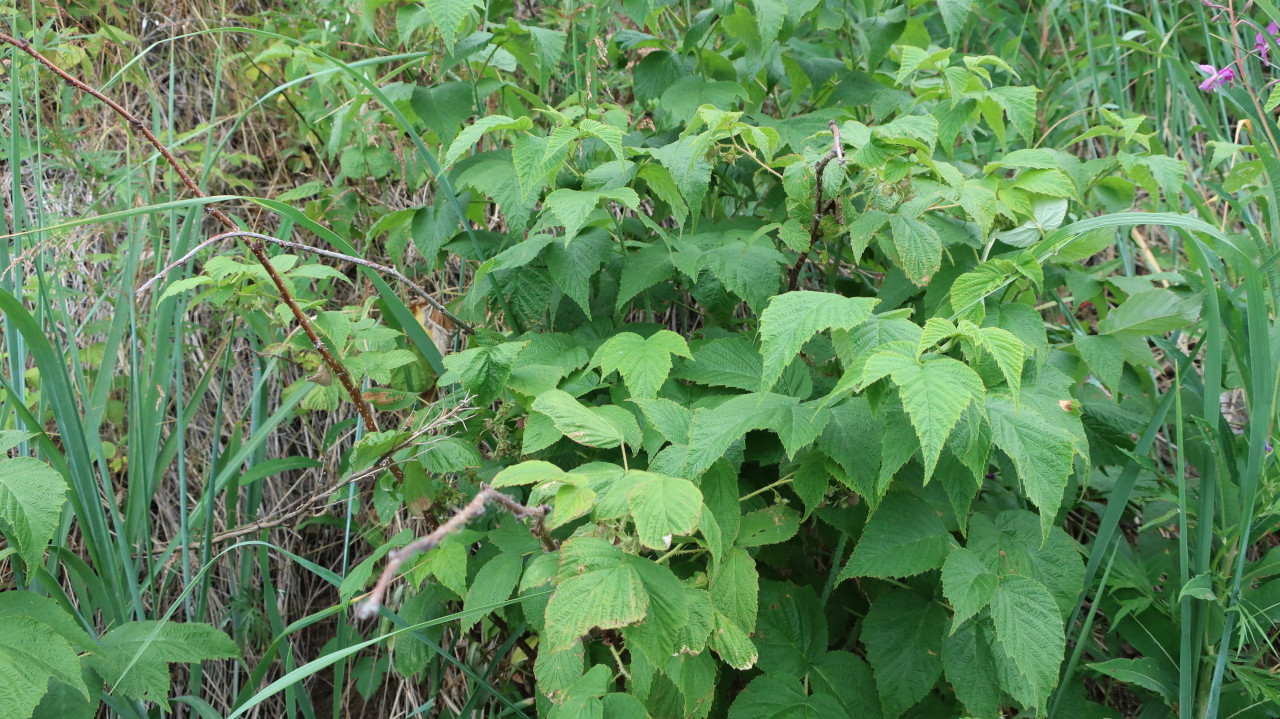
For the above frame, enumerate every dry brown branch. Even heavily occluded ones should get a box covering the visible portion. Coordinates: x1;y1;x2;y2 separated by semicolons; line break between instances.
355;485;554;620
0;31;409;487
787;120;846;291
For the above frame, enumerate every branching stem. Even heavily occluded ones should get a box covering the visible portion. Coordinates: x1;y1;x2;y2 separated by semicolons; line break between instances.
0;31;420;487
355;486;555;620
787;120;845;291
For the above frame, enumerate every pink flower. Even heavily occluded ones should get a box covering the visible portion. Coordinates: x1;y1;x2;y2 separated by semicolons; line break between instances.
1258;22;1280;65
1198;64;1236;91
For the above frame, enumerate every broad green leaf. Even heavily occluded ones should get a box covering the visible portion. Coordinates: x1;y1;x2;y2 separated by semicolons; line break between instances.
620;556;689;666
863;591;947;719
550;484;597;528
546;538;648;650
630;398;692;444
758;291;877;394
967;512;1084;617
651;136;713;221
532;389;635;449
417;436;482;474
578;118;624;161
461;553;523;631
986;396;1077;542
673;588;715;655
809;651;882;718
727;674;850;719
989;575;1064;712
959;183;998;236
738;504;801;547
593;330;692;399
491;460;571;487
440;341;527;405
710;609;760;670
968;324;1026;396
840;493;950;580
546;228;612;313
942;548;998;630
861;353;985;483
710;547;758;632
94;621;239;706
754;581;827;677
672;337;764;391
818;397;884;500
627;472;702;549
943;620;1001;719
1086;657;1176;703
1098;288;1201;338
702;241;787;312
989;85;1039;142
0;616;87;719
423;0;483;51
938;0;972;40
544;187;639;243
0;457;68;568
1074;333;1124;391
889;212;942;285
444;115;534;167
683;393;812;477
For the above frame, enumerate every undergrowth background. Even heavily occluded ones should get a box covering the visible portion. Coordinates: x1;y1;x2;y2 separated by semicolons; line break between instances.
1;0;1279;718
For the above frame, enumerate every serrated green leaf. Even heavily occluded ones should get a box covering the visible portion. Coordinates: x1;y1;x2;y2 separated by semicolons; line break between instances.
711;547;758;632
728;674;850;719
986;396;1076;542
440;341;527;405
544;187;639;243
462;553;523;631
710;608;760;670
546;538;648;651
863;591;947;719
1075;333;1124;391
94;621;239;707
627;472;702;549
938;0;972;39
532;389;635;449
0;457;68;568
738;504;800;547
755;581;827;677
0;616;87;719
759;291;877;394
841;493;950;580
423;0;483;52
889;213;942;285
672;337;764;391
491;460;569;487
1098;288;1201;338
943;619;1001;719
444;115;534;167
989;575;1064;712
630;398;692;444
861;354;985;483
702;241;787;312
593;330;691;399
942;548;998;629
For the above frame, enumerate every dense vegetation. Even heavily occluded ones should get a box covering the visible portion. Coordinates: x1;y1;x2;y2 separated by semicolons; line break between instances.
1;0;1279;717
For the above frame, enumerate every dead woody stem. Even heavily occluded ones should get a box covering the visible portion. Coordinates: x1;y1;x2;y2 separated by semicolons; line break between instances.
355;486;554;620
787;120;846;291
0;31;438;488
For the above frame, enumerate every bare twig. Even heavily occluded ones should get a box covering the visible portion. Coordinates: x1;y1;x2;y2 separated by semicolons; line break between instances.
787;120;846;291
355;485;555;620
136;230;474;333
0;31;409;486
